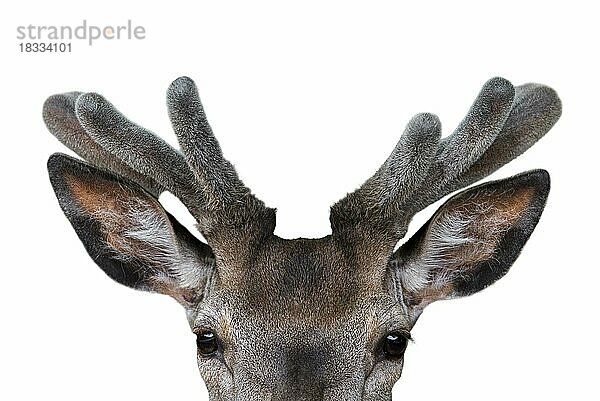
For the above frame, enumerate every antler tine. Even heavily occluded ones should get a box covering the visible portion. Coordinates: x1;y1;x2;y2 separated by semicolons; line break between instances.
443;83;562;194
74;92;205;217
408;80;561;214
43;92;164;198
167;76;275;237
405;77;516;212
330;77;556;242
330;113;441;234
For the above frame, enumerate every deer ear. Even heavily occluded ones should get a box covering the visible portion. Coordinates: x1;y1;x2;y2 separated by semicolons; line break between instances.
47;153;215;307
389;170;550;320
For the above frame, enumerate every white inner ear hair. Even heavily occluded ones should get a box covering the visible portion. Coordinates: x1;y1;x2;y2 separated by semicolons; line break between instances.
400;189;526;295
92;196;205;291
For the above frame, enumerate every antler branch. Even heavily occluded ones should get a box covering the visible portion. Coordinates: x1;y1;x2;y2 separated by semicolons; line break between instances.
330;113;441;233
74;92;204;216
166;76;276;238
330;77;561;243
44;77;275;250
43;92;164;197
407;81;561;214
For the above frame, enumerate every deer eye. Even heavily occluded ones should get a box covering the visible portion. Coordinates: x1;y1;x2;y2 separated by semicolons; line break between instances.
382;332;409;359
196;329;219;357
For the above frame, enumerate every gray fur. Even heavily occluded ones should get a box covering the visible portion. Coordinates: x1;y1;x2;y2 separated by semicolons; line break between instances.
450;83;562;189
75;92;203;215
43;92;164;197
166;76;251;209
330;112;441;237
166;77;275;244
406;77;516;212
408;81;561;213
45;76;561;400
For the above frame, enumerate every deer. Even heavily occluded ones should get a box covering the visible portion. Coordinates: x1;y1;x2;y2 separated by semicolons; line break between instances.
44;76;561;400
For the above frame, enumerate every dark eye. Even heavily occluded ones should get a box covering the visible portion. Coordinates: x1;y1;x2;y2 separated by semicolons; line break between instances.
382;332;409;359
196;329;219;357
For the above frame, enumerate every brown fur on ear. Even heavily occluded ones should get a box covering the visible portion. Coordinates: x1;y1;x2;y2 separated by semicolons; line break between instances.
389;170;550;315
427;185;535;273
48;153;215;306
65;171;177;267
65;171;137;216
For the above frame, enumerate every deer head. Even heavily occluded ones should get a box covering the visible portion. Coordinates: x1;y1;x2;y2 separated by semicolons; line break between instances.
45;76;560;400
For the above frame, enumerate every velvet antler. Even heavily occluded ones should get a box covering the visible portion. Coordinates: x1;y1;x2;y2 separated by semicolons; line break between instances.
43;77;275;252
330;77;561;245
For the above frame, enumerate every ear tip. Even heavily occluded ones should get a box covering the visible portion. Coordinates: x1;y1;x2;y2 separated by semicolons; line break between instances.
47;153;75;202
533;168;550;180
527;168;550;189
510;169;551;203
47;153;74;182
47;153;92;185
47;152;68;173
467;169;551;206
48;151;81;166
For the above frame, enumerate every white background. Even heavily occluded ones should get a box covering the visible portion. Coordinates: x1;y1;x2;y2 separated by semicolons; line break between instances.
1;1;598;399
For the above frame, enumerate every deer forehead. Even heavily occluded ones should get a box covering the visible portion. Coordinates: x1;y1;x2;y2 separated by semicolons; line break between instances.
212;236;390;320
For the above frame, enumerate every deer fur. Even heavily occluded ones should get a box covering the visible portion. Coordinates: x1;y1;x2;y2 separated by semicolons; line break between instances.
45;76;561;400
